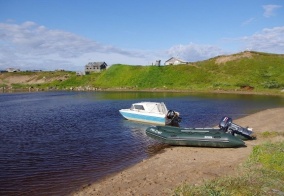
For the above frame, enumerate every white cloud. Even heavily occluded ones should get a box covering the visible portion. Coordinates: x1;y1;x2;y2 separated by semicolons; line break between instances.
242;17;255;26
1;21;142;58
166;43;224;62
165;26;284;62
0;21;152;70
262;5;282;18
241;26;284;53
1;21;284;71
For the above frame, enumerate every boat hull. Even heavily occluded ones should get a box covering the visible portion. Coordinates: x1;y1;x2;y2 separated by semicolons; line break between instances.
146;126;245;148
119;110;165;125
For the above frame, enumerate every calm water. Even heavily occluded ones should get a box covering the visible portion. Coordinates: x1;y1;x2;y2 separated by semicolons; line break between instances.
0;91;283;195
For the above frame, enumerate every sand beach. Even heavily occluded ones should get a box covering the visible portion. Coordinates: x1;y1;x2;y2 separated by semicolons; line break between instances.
73;107;284;196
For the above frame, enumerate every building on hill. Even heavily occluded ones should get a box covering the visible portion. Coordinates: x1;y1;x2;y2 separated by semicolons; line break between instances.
164;57;187;65
76;71;84;76
85;62;107;74
155;60;161;66
151;60;161;66
6;68;20;72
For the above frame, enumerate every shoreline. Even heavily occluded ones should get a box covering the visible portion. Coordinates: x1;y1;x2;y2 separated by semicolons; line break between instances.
72;107;284;196
1;87;283;97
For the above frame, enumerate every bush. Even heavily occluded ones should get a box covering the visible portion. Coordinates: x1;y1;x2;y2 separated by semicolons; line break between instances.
262;80;281;89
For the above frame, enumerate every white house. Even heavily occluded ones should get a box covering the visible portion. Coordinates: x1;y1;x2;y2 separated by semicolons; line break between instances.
6;68;20;72
164;57;186;65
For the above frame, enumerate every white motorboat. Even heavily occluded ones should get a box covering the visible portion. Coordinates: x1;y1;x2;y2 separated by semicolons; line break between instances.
119;102;181;126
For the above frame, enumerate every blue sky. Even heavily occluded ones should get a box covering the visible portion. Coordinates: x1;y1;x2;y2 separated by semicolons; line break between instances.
0;0;283;71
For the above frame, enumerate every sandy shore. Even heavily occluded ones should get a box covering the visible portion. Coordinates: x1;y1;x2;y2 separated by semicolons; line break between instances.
72;107;284;196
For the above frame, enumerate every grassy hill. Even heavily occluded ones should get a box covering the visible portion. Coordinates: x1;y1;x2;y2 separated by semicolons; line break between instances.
1;51;284;94
92;51;284;94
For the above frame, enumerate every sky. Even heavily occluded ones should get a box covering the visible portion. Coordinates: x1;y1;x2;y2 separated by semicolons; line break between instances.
0;0;283;71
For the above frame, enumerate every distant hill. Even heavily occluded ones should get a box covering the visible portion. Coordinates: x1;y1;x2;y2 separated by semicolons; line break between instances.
1;51;284;95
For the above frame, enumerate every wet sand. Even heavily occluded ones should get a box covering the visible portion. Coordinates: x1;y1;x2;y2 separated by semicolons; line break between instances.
72;107;284;196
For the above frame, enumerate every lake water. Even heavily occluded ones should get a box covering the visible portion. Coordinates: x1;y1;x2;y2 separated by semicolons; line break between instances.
0;91;283;195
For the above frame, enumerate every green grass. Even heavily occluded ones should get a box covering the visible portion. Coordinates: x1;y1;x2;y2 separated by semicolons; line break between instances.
92;51;284;93
92;64;217;90
261;131;284;138
1;51;284;94
37;73;100;89
173;141;284;196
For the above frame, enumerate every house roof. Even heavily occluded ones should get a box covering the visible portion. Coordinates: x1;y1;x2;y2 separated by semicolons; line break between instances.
85;62;107;67
165;57;186;63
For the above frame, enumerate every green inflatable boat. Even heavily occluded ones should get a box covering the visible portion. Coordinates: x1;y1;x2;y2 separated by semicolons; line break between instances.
146;116;255;148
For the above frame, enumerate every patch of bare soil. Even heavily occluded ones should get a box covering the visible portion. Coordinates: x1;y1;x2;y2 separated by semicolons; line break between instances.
0;75;43;84
72;107;284;196
0;75;67;85
215;51;253;65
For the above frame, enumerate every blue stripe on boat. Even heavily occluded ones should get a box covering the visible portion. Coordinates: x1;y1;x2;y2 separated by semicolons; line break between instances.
119;111;165;124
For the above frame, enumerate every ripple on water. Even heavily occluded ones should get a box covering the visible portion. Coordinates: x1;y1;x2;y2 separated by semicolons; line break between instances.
1;91;283;195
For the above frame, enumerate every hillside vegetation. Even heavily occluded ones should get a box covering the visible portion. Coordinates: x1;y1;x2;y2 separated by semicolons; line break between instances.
1;51;284;94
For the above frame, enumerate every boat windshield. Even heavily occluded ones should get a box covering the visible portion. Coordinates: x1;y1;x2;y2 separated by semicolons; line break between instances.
132;105;145;110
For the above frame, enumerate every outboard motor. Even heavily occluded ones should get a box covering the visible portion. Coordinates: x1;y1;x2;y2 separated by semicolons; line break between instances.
219;116;254;139
219;116;233;131
165;110;182;127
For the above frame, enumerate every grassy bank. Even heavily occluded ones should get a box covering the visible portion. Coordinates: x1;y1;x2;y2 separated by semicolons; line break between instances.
1;51;284;94
93;51;284;94
174;135;284;195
